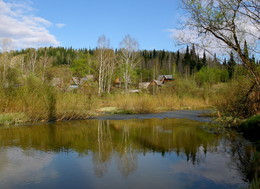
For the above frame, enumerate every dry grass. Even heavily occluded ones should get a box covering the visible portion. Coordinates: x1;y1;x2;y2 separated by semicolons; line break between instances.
101;92;211;114
0;76;218;124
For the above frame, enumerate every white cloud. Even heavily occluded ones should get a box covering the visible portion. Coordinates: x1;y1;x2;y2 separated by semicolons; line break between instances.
168;15;260;59
0;0;60;50
56;23;66;29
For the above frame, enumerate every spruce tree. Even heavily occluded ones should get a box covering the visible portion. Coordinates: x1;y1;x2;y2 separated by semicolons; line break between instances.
190;44;197;73
243;40;249;59
176;50;182;74
202;51;207;67
251;54;256;64
223;58;227;67
227;51;236;79
183;46;191;76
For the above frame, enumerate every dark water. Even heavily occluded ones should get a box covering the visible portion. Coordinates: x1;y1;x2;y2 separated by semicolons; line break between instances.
0;118;256;189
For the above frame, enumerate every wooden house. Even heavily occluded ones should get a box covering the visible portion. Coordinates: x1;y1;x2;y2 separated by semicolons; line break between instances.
139;82;151;90
114;77;122;88
84;75;95;82
149;80;164;87
70;77;91;89
51;78;63;88
147;80;163;95
157;75;174;83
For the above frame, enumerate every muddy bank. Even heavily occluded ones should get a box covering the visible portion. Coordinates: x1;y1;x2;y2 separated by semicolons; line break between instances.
91;109;215;123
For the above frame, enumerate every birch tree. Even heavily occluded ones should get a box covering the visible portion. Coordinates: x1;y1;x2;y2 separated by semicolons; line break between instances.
0;38;13;87
119;35;139;91
39;48;53;83
96;35;115;95
27;48;37;73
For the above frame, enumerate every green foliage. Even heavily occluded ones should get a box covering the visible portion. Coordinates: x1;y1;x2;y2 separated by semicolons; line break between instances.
195;67;228;87
173;77;198;98
71;58;90;77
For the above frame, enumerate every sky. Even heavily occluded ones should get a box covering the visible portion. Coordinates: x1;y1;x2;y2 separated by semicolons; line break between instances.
0;0;183;51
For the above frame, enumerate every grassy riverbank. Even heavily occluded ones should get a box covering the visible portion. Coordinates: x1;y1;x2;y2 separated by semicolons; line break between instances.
0;92;212;125
0;78;215;125
0;75;257;126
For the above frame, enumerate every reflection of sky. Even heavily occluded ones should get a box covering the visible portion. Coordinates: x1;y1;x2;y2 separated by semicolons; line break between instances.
0;146;247;189
0;148;56;189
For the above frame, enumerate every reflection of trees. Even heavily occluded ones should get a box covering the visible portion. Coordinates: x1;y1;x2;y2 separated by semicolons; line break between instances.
93;121;113;177
225;134;259;182
117;124;137;178
1;118;253;178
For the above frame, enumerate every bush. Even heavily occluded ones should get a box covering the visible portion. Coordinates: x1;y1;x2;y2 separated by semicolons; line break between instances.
195;67;229;87
238;115;260;140
214;78;256;118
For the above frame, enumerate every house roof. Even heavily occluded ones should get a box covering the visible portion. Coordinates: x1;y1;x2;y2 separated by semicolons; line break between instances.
150;80;163;86
114;77;121;84
85;75;94;81
71;77;89;85
157;75;173;81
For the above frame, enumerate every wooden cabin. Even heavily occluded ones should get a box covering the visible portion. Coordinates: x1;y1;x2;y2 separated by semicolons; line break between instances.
157;75;174;83
139;82;151;90
51;78;63;89
147;80;163;95
114;77;122;88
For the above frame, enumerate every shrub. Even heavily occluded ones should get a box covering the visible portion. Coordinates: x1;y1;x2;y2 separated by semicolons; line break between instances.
195;67;229;87
238;115;260;140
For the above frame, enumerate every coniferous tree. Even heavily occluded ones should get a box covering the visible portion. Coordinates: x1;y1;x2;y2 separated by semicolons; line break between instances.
183;46;191;76
189;44;197;74
227;51;236;79
176;50;182;75
223;58;227;67
202;51;207;67
251;55;255;64
243;40;249;59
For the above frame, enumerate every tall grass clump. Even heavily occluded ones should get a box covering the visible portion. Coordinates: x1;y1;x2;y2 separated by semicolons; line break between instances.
247;176;260;189
104;93;158;113
0;75;94;123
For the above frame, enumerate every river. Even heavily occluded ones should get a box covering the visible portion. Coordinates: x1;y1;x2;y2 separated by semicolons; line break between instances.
0;111;256;189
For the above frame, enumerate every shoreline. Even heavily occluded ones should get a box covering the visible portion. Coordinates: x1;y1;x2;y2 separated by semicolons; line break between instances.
91;109;215;123
1;109;216;127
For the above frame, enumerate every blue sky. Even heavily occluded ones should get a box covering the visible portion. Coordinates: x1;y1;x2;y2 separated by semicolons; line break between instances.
0;0;183;51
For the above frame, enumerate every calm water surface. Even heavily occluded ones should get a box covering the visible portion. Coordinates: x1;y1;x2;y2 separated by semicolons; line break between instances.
0;118;255;189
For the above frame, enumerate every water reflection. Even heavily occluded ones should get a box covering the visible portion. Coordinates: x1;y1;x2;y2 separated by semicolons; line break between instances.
0;118;256;189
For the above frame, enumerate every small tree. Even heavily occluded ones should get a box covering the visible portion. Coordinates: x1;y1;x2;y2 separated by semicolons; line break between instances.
227;51;236;79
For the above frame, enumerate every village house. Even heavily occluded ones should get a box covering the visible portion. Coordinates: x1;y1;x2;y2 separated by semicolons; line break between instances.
139;82;150;90
51;77;64;89
114;77;122;88
157;75;174;83
51;75;95;91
